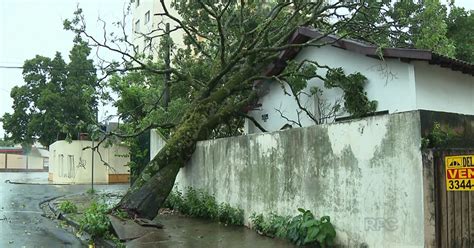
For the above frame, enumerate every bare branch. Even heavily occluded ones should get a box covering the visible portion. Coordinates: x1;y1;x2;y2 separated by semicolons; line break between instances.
275;107;302;127
237;112;267;132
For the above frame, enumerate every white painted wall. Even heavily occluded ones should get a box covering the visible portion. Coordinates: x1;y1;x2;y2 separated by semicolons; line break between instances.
49;140;130;184
150;129;166;160
163;111;429;247
414;61;474;115
246;45;416;133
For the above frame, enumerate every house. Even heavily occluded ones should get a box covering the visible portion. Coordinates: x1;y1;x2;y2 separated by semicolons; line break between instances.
0;146;48;171
48;140;130;184
245;27;474;134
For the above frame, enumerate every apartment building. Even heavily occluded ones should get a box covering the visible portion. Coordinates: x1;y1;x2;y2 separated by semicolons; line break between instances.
131;0;184;59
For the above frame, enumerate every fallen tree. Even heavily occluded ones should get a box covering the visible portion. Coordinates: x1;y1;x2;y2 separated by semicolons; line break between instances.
63;0;455;219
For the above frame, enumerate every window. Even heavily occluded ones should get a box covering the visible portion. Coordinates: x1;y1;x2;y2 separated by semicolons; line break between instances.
145;11;150;24
135;20;140;32
135;0;140;7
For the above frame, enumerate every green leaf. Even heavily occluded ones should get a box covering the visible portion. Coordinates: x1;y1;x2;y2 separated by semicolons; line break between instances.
301;219;320;228
304;226;320;244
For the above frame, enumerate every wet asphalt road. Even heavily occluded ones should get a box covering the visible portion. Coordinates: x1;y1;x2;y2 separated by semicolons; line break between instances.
0;172;128;248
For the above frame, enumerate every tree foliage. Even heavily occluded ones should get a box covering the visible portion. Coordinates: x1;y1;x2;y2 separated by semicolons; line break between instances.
2;37;98;147
344;0;472;61
325;68;377;118
446;5;474;62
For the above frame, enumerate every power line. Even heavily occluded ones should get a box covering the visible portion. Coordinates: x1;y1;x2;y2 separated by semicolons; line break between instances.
0;65;98;72
0;65;23;70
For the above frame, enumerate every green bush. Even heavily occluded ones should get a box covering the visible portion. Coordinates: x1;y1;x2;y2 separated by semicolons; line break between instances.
164;187;243;226
79;202;110;238
251;208;336;247
251;213;289;237
58;200;78;214
218;203;244;226
163;190;184;209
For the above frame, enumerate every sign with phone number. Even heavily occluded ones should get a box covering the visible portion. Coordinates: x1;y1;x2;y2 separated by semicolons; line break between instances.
445;155;474;191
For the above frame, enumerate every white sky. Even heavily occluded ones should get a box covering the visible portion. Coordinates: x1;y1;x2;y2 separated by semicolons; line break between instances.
0;0;473;138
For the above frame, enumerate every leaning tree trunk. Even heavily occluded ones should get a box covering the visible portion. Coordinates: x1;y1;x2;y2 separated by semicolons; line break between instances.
116;89;258;219
117;107;208;219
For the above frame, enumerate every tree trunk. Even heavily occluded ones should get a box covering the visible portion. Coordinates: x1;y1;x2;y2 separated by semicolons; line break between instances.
117;90;258;219
117;107;206;219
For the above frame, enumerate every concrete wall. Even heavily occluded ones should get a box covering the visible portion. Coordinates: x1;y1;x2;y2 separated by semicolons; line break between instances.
27;155;44;170
0;153;46;170
6;154;25;169
168;111;427;247
246;45;416;133
49;140;130;184
0;154;5;168
414;61;474;115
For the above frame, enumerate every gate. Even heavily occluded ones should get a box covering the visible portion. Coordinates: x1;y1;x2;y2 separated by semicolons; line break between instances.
434;149;474;248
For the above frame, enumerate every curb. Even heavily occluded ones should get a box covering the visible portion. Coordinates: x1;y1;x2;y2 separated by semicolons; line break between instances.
4;179;121;186
5;179;69;186
38;195;65;207
41;194;117;248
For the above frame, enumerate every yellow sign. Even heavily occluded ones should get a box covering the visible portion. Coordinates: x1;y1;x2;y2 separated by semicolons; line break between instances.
445;155;474;191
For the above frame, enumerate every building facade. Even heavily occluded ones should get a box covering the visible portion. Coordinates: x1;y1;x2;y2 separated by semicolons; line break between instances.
49;140;130;184
131;0;184;59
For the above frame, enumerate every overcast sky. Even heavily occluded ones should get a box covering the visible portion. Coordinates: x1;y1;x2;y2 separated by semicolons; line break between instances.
0;0;473;138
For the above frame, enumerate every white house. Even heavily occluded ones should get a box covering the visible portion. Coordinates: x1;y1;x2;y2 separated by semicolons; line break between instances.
245;27;474;134
49;140;130;184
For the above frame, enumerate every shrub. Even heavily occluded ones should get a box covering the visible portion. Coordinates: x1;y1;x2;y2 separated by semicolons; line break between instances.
79;202;110;238
250;213;265;233
251;208;336;247
164;187;243;226
58;200;78;214
163;190;184;209
218;203;244;225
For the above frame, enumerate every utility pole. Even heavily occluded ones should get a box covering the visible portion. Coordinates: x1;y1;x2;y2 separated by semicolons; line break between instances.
163;23;171;109
91;137;94;192
91;110;98;193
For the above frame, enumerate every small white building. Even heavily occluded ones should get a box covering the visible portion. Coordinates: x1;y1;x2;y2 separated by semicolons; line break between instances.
245;27;474;133
49;140;130;184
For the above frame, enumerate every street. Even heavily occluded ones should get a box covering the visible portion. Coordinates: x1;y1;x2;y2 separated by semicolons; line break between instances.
0;172;127;248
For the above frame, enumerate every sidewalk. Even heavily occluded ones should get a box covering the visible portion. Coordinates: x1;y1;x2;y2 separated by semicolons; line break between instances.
2;171;52;184
48;192;295;248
